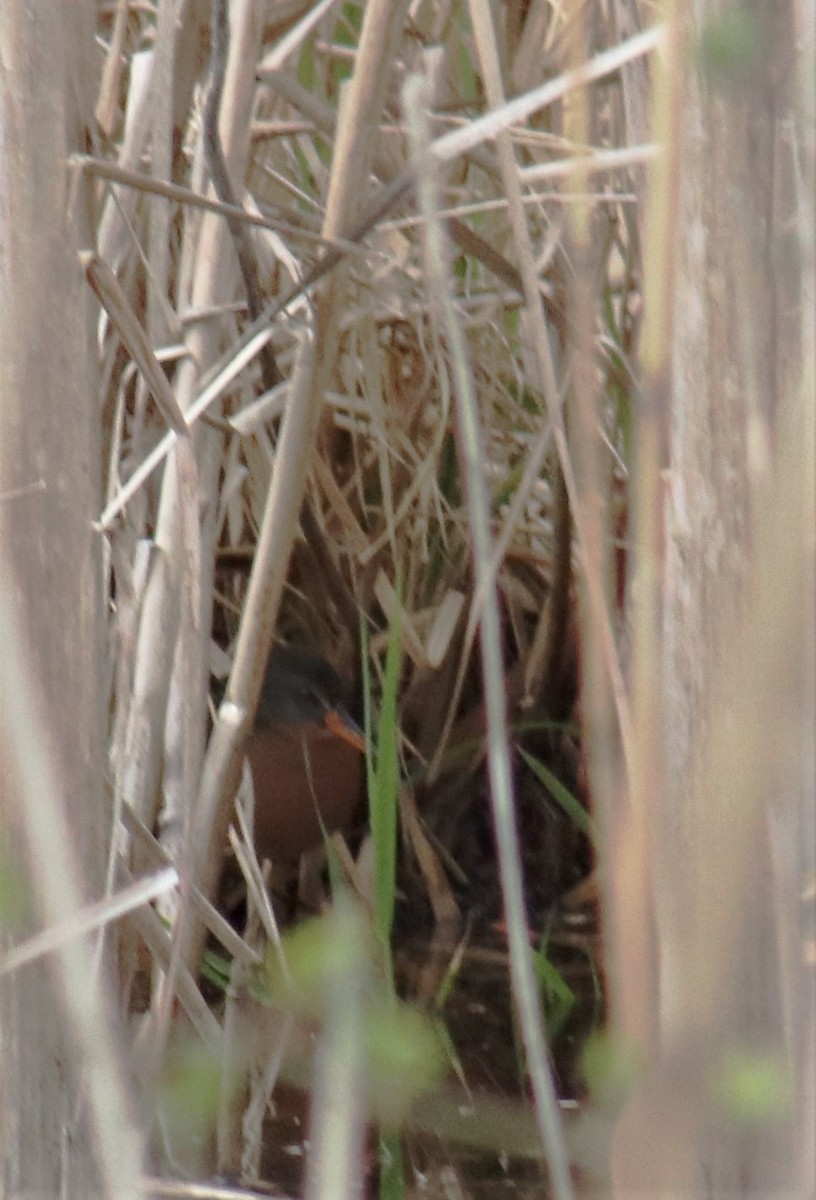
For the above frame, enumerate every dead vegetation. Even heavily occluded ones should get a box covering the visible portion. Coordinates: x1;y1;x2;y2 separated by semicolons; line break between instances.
49;0;809;1196
87;2;653;1193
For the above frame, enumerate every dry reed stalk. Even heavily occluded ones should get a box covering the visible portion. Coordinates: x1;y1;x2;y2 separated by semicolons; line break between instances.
404;51;573;1200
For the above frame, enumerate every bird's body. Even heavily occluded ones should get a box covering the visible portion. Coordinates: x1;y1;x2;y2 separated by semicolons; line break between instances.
246;644;365;861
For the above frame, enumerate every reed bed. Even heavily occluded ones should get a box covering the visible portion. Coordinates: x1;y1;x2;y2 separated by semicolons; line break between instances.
42;1;808;1196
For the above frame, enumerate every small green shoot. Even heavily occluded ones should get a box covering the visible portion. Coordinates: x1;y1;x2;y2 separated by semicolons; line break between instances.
533;937;576;1039
709;1047;793;1124
581;1029;642;1111
519;747;599;844
156;1031;225;1150
362;610;402;961
259;909;445;1124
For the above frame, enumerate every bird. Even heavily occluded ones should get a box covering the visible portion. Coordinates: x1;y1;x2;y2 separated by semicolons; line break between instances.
245;643;366;862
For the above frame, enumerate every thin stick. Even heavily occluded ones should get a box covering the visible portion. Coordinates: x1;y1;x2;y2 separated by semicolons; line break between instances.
404;67;574;1200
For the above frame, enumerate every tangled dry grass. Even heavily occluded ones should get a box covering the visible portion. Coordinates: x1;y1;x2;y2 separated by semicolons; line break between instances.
89;1;653;1193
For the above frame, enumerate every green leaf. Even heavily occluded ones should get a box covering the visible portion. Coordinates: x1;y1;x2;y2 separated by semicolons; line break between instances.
364;605;403;958
709;1047;793;1124
582;1030;641;1110
532;941;575;1036
519;748;599;844
378;1130;405;1198
695;11;761;86
261;907;369;1015
366;998;445;1126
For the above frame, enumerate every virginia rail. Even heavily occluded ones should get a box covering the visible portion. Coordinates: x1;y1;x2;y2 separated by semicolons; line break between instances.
246;644;365;861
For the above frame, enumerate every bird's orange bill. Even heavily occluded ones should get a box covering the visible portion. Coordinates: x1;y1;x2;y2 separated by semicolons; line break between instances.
324;707;366;752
